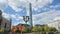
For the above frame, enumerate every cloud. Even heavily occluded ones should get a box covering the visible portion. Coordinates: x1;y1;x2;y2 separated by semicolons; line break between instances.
2;12;28;26
16;16;23;21
2;12;10;19
50;4;60;9
8;0;27;12
32;10;60;25
0;0;8;10
54;15;60;20
11;14;23;21
2;12;23;21
8;0;53;13
11;14;16;18
32;0;53;9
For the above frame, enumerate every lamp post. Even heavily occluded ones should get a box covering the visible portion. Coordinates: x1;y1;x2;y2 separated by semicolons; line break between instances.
23;16;30;24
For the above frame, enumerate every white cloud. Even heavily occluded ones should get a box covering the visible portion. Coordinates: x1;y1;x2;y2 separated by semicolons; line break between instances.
16;16;23;21
8;0;27;12
1;0;57;26
33;7;39;11
50;4;60;9
54;16;60;20
2;12;23;21
0;0;7;3
0;0;8;10
10;14;23;21
8;0;53;13
31;0;53;9
32;10;60;25
2;12;10;19
2;12;27;26
11;14;16;18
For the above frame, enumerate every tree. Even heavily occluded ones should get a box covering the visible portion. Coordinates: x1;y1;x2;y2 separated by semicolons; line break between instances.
0;27;4;32
49;27;57;32
40;27;45;32
15;27;20;33
32;26;40;32
32;24;57;32
43;25;57;32
22;26;27;33
26;28;31;32
11;26;17;32
43;25;50;32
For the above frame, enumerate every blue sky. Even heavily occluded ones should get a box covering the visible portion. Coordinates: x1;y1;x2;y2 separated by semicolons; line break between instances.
0;0;60;26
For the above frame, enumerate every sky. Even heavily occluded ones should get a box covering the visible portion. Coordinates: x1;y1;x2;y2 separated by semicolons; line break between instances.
0;0;60;26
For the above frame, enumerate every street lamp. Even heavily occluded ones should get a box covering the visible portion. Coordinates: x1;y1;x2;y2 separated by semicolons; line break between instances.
23;16;30;24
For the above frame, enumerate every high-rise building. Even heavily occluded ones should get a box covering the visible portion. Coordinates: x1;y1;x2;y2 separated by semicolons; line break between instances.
26;3;33;28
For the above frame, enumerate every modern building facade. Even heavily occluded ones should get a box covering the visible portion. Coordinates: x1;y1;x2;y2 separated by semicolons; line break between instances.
0;10;11;31
47;19;60;31
26;3;33;28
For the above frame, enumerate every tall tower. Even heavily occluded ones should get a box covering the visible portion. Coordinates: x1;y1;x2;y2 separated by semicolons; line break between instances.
26;3;33;28
29;3;33;28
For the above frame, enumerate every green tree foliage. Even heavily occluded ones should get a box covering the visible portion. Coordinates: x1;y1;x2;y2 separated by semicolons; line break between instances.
32;25;57;32
49;27;57;32
26;28;31;32
0;27;4;32
11;25;57;32
22;26;27;33
32;26;40;32
22;26;31;33
43;25;50;32
43;25;57;32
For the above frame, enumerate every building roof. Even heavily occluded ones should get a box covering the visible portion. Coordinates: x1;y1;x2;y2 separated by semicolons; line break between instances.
17;23;30;27
35;24;45;27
